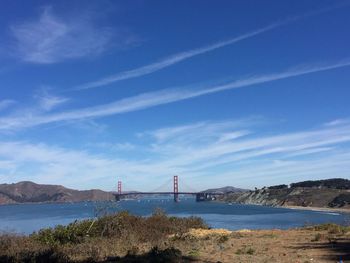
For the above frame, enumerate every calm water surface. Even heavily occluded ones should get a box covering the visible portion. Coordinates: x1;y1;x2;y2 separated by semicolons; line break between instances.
0;198;348;234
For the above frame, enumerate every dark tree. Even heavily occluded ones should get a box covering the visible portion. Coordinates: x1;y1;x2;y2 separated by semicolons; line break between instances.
290;178;350;189
268;184;288;190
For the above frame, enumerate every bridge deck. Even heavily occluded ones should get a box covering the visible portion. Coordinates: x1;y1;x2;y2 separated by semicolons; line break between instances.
115;192;224;196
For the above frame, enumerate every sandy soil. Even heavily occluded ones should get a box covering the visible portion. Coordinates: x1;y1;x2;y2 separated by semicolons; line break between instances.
283;205;350;214
169;227;350;262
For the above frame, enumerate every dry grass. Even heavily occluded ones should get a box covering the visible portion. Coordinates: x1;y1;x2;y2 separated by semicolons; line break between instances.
0;210;206;262
0;213;349;262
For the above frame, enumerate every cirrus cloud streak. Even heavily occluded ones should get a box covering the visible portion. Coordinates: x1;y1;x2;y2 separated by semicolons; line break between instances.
1;59;350;131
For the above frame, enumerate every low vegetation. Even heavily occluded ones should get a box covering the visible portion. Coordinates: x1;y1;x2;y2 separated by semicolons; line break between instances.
307;223;350;235
290;178;350;189
0;210;207;262
0;212;349;262
32;210;206;246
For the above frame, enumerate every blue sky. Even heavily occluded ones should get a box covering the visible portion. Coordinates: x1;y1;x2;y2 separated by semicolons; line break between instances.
0;0;350;191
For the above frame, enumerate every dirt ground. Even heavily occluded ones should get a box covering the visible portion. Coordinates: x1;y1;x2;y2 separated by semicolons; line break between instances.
167;227;350;263
2;217;349;262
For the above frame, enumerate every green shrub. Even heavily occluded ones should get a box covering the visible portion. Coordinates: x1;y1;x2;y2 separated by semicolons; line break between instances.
188;249;200;258
0;245;68;263
246;247;255;255
122;247;183;263
1;211;207;262
311;223;349;235
235;248;243;255
32;210;207;246
312;233;322;242
235;247;255;255
217;235;229;243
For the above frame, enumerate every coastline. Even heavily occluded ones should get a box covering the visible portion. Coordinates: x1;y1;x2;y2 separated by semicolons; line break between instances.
2;199;350;214
219;200;350;214
282;205;350;214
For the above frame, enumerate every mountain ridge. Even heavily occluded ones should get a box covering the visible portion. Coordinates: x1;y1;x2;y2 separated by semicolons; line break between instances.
0;181;115;205
219;178;350;209
2;179;350;209
201;186;248;194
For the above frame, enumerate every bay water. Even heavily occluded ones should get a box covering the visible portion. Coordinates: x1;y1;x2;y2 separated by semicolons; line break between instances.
0;197;348;235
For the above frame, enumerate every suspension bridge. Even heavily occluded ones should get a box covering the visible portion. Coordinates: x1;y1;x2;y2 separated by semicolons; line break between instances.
114;175;224;202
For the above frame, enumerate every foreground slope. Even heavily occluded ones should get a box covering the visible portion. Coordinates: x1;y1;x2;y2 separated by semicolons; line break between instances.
0;212;349;262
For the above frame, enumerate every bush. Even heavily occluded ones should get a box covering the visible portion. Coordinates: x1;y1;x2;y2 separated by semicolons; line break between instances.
217;235;229;243
268;184;288;190
235;248;243;255
235;247;255;255
329;193;350;207
311;223;350;235
312;233;322;242
246;247;255;255
32;210;207;246
1;211;207;262
290;178;350;189
0;242;68;263
120;247;183;263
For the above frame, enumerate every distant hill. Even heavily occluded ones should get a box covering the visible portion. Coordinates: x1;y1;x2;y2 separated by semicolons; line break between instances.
202;186;248;194
219;178;350;209
0;181;115;205
290;178;350;189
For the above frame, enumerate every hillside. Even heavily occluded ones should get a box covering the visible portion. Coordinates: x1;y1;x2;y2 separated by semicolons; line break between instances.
202;186;248;194
219;178;350;209
0;181;115;205
1;212;350;262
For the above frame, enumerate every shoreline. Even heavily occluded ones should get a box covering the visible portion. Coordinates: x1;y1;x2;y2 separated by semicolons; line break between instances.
219;200;350;214
2;200;350;214
282;204;350;214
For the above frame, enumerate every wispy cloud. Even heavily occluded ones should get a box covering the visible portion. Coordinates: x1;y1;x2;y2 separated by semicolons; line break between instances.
141;119;350;189
34;88;70;111
324;118;350;126
1;119;350;190
9;6;113;64
0;100;15;112
145;119;350;169
146;119;254;144
90;142;136;151
74;23;281;90
74;3;348;90
0;59;349;131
